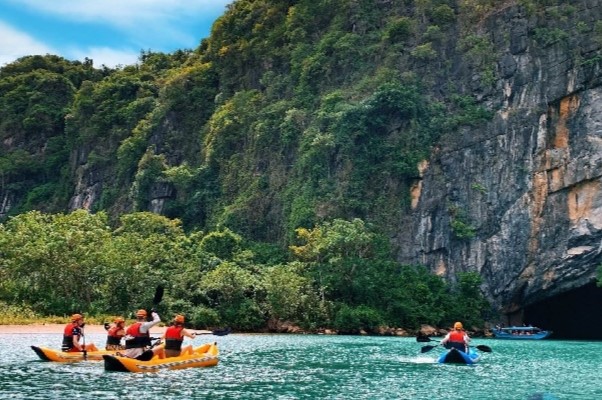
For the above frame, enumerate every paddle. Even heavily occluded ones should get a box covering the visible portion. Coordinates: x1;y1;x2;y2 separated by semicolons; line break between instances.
417;333;492;353
193;327;232;336
420;345;439;353
147;285;164;321
421;344;492;353
153;285;164;306
416;336;440;343
81;324;88;361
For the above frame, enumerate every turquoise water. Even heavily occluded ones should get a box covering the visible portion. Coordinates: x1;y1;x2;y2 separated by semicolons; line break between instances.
1;332;600;399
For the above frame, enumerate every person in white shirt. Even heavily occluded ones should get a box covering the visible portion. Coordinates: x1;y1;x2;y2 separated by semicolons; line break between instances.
121;309;163;360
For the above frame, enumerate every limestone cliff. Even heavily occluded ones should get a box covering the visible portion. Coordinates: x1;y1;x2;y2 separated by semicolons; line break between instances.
401;1;602;316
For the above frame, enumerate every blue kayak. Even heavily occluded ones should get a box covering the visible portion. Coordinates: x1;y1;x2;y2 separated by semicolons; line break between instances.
437;347;480;365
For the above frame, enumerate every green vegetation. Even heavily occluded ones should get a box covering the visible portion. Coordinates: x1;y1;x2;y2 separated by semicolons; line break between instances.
1;0;594;328
448;205;476;240
0;211;490;331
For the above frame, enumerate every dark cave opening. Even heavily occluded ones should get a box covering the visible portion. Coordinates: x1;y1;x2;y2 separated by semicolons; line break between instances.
523;282;602;340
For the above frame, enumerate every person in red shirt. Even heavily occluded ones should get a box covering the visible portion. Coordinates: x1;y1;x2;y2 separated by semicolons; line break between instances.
440;321;471;353
161;314;196;358
105;316;126;350
61;314;99;352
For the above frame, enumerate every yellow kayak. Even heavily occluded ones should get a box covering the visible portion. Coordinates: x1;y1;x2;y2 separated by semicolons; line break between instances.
31;346;119;362
103;342;219;373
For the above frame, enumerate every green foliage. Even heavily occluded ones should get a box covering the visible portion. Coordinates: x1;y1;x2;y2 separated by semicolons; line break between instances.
444;272;490;328
458;0;497;26
471;182;487;194
383;17;415;43
200;228;242;260
431;5;456;26
533;27;569;47
262;262;324;328
203;90;262;165
449;205;476;239
188;305;221;328
433;94;493;133
131;149;168;210
291;218;397;320
0;212;491;331
0;210;112;315
200;261;265;329
411;42;437;61
333;304;384;332
424;25;444;42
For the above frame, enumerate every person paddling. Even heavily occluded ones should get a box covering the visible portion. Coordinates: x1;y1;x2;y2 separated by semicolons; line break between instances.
120;309;164;360
440;321;471;353
161;314;196;358
61;314;99;352
105;316;126;350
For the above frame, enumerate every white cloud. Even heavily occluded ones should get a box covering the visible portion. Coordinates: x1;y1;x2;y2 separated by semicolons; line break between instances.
1;1;232;68
68;46;141;69
0;21;56;67
9;0;232;28
0;21;139;68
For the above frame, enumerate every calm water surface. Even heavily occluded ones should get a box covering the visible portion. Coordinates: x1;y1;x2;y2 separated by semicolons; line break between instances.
1;332;600;399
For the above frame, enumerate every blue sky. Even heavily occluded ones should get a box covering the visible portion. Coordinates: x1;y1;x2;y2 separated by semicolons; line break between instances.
0;0;233;68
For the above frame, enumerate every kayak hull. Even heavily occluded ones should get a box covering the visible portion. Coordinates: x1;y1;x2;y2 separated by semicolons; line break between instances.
31;346;119;362
437;347;480;365
103;342;219;373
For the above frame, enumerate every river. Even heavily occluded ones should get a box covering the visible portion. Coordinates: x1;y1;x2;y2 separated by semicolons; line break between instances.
1;332;600;399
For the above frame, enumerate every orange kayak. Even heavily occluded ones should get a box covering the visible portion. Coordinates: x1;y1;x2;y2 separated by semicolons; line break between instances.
103;342;219;373
31;346;119;362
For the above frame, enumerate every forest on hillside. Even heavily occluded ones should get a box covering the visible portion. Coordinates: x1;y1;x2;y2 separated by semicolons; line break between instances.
2;0;601;330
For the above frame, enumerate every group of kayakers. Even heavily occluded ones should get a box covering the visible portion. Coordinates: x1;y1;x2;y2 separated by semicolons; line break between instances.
62;310;197;360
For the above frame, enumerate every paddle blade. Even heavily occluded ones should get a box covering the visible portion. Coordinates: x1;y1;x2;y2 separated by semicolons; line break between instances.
212;327;232;336
476;345;492;353
153;285;164;305
420;345;437;353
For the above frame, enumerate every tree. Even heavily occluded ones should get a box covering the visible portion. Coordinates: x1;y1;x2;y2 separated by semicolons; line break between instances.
200;261;265;330
0;210;111;314
291;218;384;306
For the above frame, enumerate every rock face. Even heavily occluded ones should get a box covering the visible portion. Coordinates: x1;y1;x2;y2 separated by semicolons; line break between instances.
400;1;602;314
1;2;601;323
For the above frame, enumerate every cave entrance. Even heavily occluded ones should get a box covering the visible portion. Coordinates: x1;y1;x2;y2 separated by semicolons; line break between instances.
523;282;602;340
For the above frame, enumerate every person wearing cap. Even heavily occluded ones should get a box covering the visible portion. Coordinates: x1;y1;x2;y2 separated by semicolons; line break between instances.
105;316;126;350
440;321;471;352
161;314;196;358
121;309;163;360
61;314;99;352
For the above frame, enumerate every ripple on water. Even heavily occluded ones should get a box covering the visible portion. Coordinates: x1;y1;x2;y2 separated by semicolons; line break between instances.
2;334;601;399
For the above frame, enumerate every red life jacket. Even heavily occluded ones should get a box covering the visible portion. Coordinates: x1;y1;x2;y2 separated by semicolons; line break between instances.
63;322;77;337
125;322;151;349
449;330;466;343
106;325;124;346
164;326;184;351
61;323;80;351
